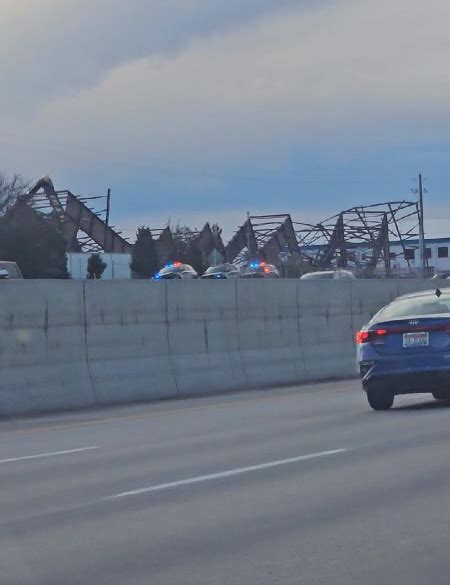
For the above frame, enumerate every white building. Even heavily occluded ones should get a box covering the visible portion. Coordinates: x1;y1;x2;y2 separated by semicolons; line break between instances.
301;237;450;277
388;237;450;276
67;253;132;279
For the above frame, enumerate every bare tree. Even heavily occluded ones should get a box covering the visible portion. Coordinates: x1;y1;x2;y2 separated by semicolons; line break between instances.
0;173;31;212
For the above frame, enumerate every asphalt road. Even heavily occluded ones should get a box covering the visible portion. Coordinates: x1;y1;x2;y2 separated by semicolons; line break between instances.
0;380;449;585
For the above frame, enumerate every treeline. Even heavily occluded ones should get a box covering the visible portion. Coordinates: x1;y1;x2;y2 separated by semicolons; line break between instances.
130;225;206;278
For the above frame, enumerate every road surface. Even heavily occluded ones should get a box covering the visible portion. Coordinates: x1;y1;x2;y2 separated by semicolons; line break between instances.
0;380;449;584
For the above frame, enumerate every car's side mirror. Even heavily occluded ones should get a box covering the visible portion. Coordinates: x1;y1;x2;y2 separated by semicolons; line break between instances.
0;269;10;279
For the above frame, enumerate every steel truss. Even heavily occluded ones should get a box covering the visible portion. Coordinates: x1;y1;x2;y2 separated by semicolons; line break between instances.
15;178;133;253
225;214;300;266
11;178;423;276
295;201;422;276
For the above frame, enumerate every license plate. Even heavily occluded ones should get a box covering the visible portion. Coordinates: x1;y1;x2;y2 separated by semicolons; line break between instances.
403;332;429;348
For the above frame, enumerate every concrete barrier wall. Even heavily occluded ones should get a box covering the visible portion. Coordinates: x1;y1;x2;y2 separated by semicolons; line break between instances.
0;279;447;416
0;281;97;416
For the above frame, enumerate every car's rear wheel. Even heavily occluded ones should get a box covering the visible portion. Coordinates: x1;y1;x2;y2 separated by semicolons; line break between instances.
366;389;394;411
432;390;450;401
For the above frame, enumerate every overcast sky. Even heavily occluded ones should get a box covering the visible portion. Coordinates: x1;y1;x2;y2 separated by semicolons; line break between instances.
2;0;450;239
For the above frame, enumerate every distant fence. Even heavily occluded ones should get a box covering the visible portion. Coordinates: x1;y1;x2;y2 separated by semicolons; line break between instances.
0;279;444;417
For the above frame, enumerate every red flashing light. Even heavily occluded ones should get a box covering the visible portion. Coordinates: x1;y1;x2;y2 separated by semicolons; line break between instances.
264;267;270;273
173;261;182;268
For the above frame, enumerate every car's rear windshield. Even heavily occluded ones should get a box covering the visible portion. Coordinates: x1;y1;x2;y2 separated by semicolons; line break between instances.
376;295;450;320
0;262;21;278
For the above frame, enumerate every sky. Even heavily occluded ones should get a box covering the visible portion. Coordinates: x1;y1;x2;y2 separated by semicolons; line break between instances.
1;0;450;240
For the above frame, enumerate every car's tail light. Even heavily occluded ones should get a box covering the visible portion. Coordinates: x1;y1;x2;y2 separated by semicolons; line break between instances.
355;329;388;344
355;331;369;344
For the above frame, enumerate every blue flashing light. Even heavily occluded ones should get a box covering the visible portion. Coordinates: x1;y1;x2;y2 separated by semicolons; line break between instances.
249;261;260;269
165;263;174;269
154;274;161;280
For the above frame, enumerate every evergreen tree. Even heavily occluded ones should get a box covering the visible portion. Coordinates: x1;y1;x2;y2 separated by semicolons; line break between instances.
130;226;159;278
0;202;69;278
87;253;107;279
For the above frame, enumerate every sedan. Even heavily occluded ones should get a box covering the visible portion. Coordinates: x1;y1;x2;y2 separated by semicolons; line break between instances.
356;288;450;410
240;261;280;279
153;262;198;280
431;271;450;280
300;269;356;280
201;263;240;279
0;261;23;279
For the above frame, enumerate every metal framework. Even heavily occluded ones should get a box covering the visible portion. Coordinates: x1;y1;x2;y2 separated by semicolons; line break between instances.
9;178;424;277
225;214;300;265
295;201;422;276
150;223;226;265
17;178;133;253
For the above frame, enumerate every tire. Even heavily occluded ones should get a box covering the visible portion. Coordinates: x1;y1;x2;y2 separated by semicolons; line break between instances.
367;389;394;411
432;390;450;401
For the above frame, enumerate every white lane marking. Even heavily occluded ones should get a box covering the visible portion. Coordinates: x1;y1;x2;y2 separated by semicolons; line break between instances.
0;446;100;465
108;448;348;500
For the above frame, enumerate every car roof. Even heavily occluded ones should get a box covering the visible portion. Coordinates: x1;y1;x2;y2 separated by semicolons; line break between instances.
392;288;450;302
301;270;340;279
301;271;334;276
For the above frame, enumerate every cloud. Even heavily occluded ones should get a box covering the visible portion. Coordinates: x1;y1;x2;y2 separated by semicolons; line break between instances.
0;0;302;113
2;0;450;187
5;0;450;172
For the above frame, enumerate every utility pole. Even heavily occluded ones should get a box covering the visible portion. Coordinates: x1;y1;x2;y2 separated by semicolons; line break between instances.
418;174;426;278
246;211;251;261
106;188;111;228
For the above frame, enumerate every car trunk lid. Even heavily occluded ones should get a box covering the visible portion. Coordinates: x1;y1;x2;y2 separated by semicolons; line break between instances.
369;316;450;356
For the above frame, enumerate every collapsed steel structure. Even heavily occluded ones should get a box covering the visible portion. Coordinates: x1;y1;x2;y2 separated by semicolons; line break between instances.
149;223;226;264
294;201;423;276
19;177;133;253
13;178;225;263
11;178;423;276
224;203;422;276
224;214;300;266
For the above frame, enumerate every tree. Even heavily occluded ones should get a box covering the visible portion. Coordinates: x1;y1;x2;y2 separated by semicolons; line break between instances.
130;226;159;278
185;242;205;275
87;253;107;279
0;202;69;278
0;172;31;212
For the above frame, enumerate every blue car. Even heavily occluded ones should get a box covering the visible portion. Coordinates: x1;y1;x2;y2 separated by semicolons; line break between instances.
356;288;450;410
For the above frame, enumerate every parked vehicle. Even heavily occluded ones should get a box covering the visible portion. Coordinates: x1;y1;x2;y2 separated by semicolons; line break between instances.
240;261;280;279
0;261;23;280
153;262;198;280
431;272;450;280
356;288;450;410
300;270;356;280
201;263;240;279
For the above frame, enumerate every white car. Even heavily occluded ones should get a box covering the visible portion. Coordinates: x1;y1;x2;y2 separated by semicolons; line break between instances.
154;262;198;280
0;261;23;280
300;270;356;280
201;264;240;279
